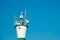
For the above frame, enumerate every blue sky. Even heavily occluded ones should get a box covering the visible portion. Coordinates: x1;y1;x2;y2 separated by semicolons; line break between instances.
0;0;60;40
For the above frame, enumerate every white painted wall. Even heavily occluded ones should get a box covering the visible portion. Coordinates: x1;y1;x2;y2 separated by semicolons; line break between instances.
16;26;27;38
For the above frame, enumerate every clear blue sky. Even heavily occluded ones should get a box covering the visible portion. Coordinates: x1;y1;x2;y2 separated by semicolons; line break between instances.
0;0;60;40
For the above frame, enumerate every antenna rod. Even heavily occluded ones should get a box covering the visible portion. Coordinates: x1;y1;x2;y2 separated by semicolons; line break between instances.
25;9;27;25
21;11;23;15
25;9;26;18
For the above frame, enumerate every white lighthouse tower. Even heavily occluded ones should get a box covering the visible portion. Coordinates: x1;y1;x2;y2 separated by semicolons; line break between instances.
15;9;29;40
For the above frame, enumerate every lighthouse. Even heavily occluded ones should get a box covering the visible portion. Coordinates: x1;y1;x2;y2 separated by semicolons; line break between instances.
14;9;29;40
